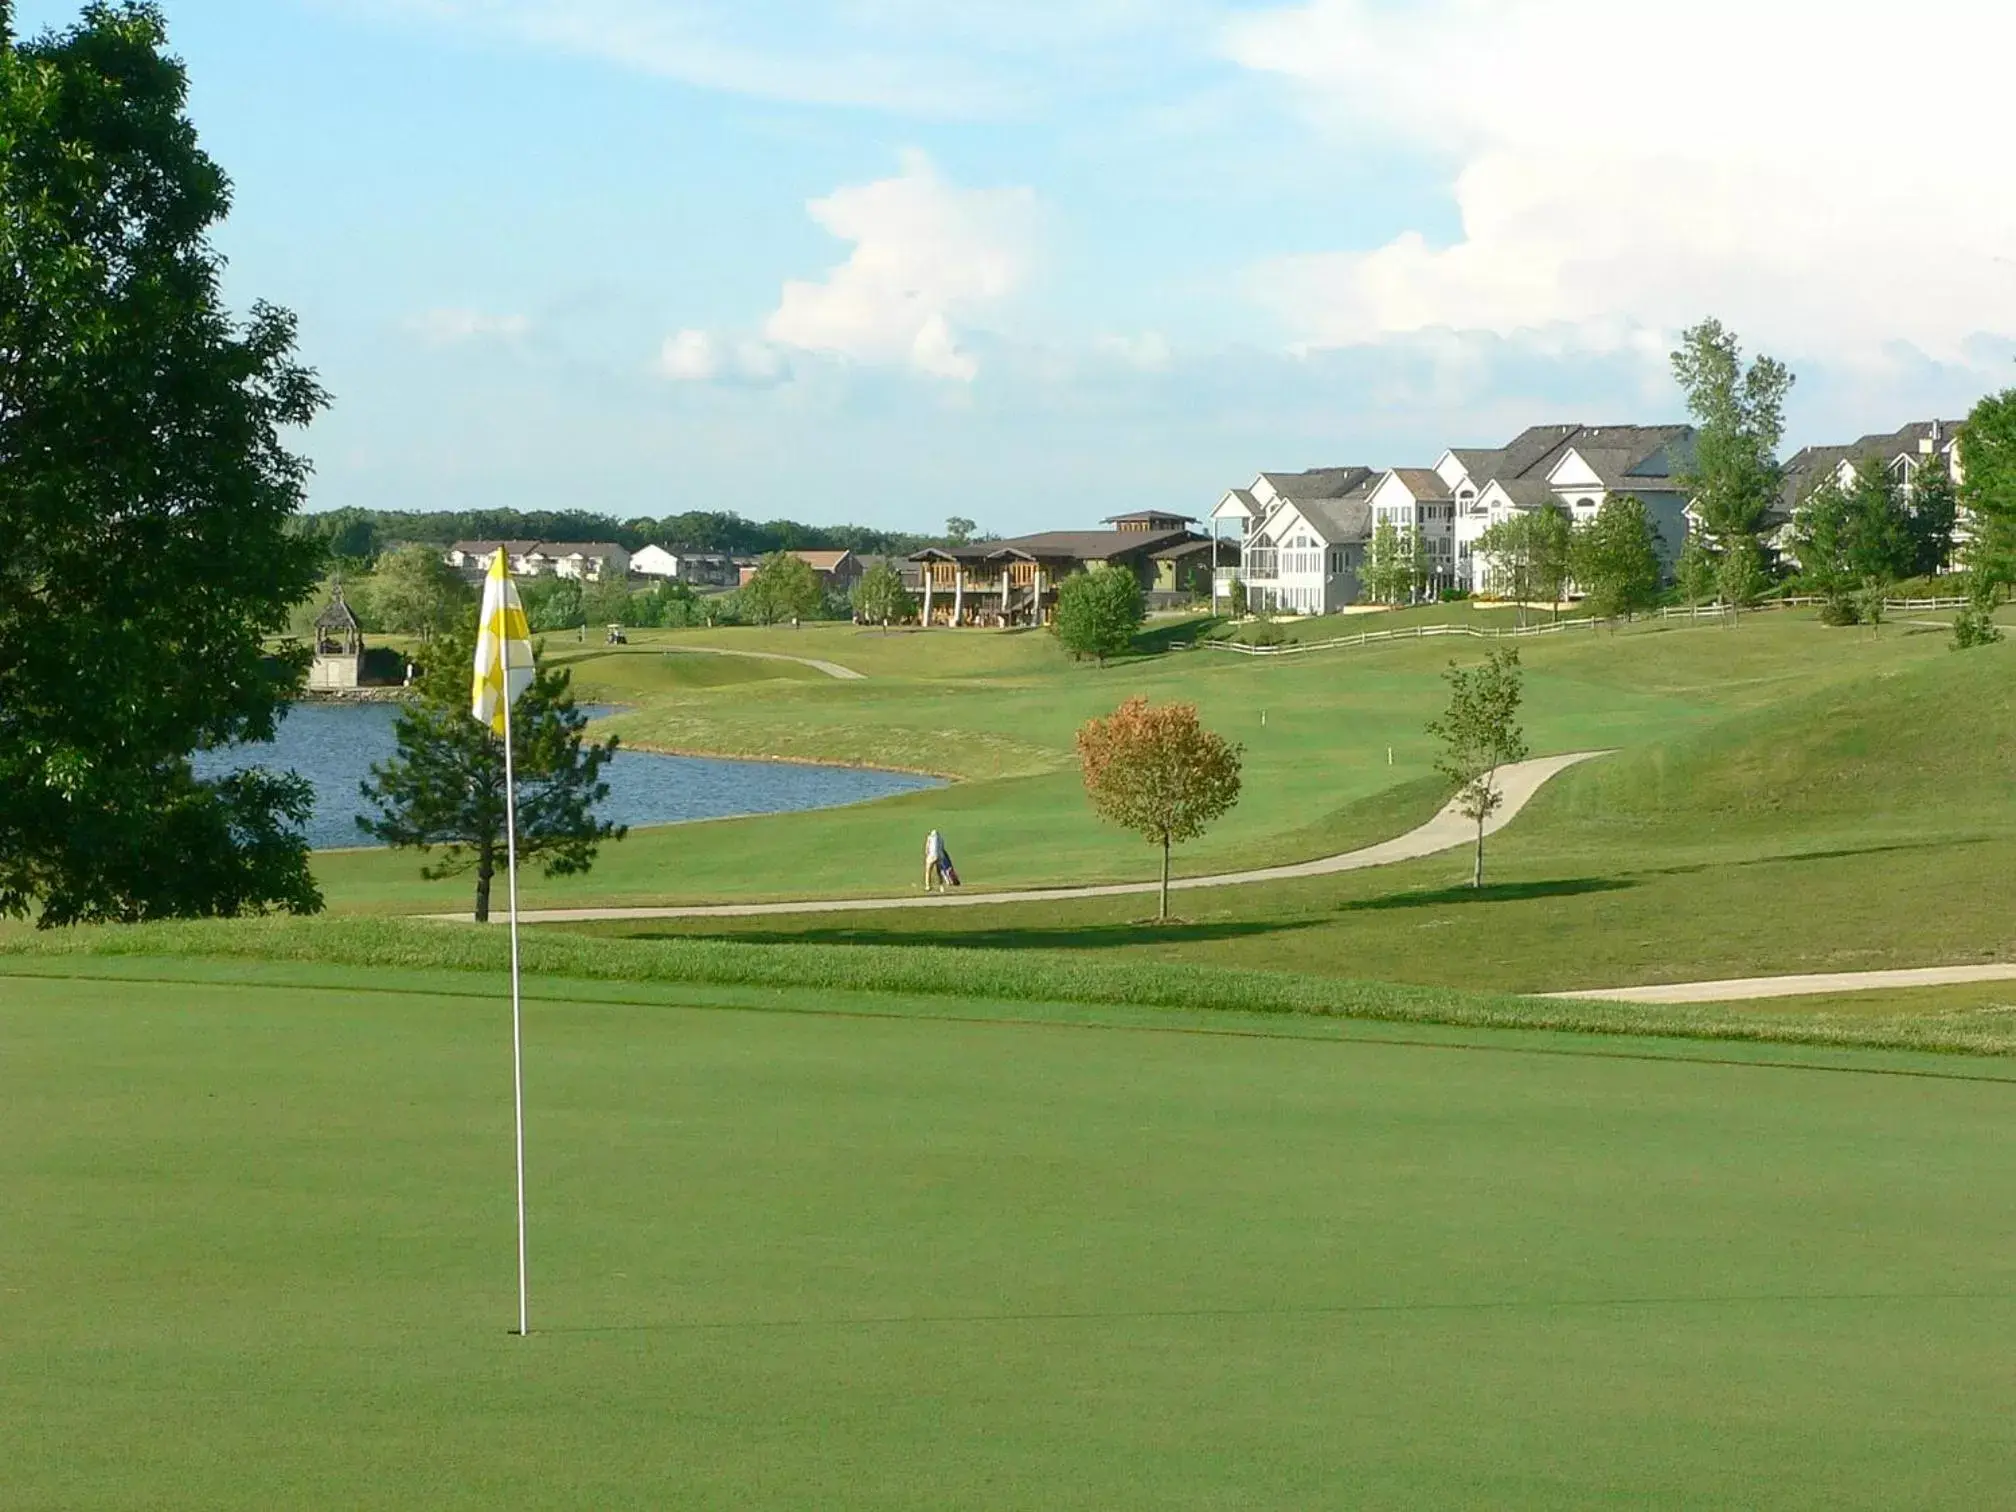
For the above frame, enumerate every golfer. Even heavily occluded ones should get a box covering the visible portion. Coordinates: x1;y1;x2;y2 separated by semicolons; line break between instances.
924;828;946;891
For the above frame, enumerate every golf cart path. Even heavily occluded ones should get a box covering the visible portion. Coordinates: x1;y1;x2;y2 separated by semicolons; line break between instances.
460;749;1609;924
664;646;865;680
1547;963;2016;1004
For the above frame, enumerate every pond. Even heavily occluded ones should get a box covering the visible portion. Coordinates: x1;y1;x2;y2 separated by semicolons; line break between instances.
191;701;943;851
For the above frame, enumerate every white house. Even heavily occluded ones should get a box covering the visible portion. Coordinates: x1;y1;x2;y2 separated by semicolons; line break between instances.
1363;467;1458;596
1774;419;1968;567
631;544;682;578
1210;468;1377;615
445;540;629;580
1435;424;1696;592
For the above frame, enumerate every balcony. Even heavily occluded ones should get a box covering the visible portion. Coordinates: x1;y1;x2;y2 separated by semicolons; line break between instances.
1241;548;1279;580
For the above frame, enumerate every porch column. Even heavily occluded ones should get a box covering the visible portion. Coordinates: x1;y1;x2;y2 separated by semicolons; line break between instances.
1001;569;1010;625
953;571;964;627
1032;565;1044;625
921;568;933;627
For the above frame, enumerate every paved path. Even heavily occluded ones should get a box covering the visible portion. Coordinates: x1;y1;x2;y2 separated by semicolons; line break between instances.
663;646;866;680
1547;963;2016;1005
460;750;1609;925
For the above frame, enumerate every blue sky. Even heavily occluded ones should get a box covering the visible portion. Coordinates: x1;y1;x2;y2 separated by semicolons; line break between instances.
22;0;2016;531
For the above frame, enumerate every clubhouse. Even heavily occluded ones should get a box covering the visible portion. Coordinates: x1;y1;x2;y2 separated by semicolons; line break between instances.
905;511;1219;627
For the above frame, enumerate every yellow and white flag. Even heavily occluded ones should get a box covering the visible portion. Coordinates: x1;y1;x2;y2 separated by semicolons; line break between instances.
471;549;535;733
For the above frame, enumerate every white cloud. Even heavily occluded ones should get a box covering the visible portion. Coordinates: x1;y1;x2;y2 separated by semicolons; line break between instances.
761;151;1040;381
407;308;531;345
656;329;790;384
1226;0;2016;368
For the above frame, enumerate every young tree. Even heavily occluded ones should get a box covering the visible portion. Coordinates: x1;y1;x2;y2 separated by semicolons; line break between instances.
1676;532;1717;609
1672;318;1794;576
1405;524;1432;602
358;621;625;921
1715;537;1768;615
1053;568;1144;664
1529;507;1573;619
1951;575;2004;650
0;4;329;926
366;543;473;641
1076;696;1243;921
1426;647;1530;889
1363;519;1406;605
1791;474;1859;620
1842;455;1914;586
638;579;703;628
742;552;823;625
1960;389;2016;590
1908;452;1959;578
1476;515;1536;610
1570;495;1663;620
850;560;914;629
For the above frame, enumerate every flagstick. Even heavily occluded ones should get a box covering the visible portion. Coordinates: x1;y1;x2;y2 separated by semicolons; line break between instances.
500;619;529;1338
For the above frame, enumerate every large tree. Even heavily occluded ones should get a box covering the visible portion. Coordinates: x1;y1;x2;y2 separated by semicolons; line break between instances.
1671;319;1794;569
1054;567;1143;664
1907;452;1959;578
1427;646;1529;889
1960;389;2016;589
0;3;328;925
1571;495;1663;621
849;559;914;629
358;621;625;921
1076;696;1243;921
365;542;472;640
741;551;823;625
1792;458;1914;619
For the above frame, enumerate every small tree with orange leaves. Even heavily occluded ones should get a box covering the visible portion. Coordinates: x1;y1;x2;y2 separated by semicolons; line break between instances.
1076;696;1243;920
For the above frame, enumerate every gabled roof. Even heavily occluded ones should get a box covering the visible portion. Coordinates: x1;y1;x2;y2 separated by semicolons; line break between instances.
1388;467;1454;501
1103;510;1198;525
1274;494;1373;544
1257;467;1375;500
1481;477;1558;508
791;549;855;571
449;539;543;557
315;586;361;632
910;528;1198;565
1452;424;1693;492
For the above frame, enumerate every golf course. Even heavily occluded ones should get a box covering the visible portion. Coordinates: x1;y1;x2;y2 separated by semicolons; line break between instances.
8;604;2016;1507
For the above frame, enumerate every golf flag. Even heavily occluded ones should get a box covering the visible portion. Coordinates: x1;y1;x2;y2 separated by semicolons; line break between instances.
471;547;535;1336
472;550;534;733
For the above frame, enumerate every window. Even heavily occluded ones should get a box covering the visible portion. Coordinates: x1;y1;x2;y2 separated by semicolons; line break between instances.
1329;551;1340;573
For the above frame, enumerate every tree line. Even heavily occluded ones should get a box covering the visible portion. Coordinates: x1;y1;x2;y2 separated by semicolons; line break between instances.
292;507;984;569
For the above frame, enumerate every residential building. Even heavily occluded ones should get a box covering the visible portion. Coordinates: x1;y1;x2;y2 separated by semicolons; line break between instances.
1775;419;1968;567
443;539;630;581
906;515;1211;626
633;545;738;586
736;549;864;592
1436;424;1695;592
1363;467;1458;596
1208;467;1376;614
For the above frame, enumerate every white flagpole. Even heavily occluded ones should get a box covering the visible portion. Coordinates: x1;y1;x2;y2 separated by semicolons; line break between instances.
498;584;530;1338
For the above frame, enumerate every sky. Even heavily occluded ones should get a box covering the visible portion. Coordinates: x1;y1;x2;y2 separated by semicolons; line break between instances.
21;0;2016;532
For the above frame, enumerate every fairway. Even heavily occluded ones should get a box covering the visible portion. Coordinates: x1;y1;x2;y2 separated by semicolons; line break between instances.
8;958;2016;1508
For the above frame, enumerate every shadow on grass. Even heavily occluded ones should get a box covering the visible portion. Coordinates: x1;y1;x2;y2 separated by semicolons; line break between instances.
1642;837;1990;878
1132;616;1227;655
1336;877;1636;912
624;917;1327;953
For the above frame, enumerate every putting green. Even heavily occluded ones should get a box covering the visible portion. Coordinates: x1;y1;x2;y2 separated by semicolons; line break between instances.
8;959;2016;1508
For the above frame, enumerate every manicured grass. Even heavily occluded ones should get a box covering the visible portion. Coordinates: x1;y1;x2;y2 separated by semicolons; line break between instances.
319;611;1961;916
587;634;2016;993
8;956;2016;1508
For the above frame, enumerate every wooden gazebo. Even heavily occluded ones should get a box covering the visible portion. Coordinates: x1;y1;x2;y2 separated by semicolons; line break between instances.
310;585;365;690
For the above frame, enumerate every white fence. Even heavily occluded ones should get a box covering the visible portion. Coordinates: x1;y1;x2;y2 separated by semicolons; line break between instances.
1205;595;1978;658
